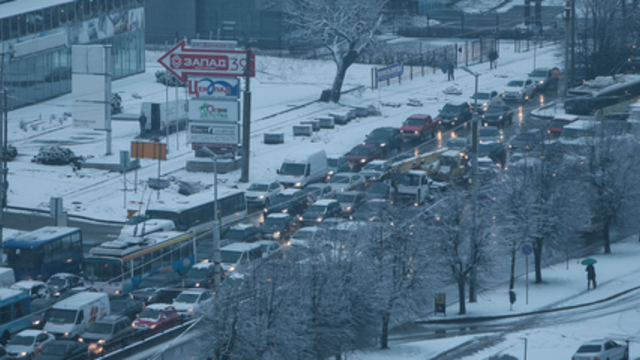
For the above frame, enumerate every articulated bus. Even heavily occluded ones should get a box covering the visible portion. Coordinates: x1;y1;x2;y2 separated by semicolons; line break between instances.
2;227;83;281
145;189;247;235
0;289;31;345
565;74;640;115
84;231;195;295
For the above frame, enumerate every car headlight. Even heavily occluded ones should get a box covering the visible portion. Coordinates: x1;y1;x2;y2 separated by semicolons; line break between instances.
54;292;60;297
360;159;366;163
19;351;28;357
453;117;458;121
297;215;303;221
328;170;334;175
317;217;323;222
195;282;200;287
32;320;40;326
452;121;456;125
273;231;281;239
188;307;194;312
518;91;522;94
64;332;70;337
257;195;265;199
509;145;513;149
150;324;157;329
379;143;386;147
294;182;302;187
414;130;419;134
498;116;503;120
78;337;84;342
229;266;236;272
484;122;488;126
538;80;544;84
98;339;106;344
282;209;288;213
346;206;351;211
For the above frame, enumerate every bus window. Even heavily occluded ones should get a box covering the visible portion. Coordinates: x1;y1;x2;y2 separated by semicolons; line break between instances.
13;300;25;319
143;254;152;273
0;304;11;324
180;243;190;258
152;250;162;269
123;261;132;280
162;248;171;265
61;235;72;251
133;257;143;276
171;243;181;262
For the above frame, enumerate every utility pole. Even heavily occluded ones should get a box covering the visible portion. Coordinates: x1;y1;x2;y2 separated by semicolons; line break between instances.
0;52;7;264
563;0;571;99
240;38;252;183
570;0;576;87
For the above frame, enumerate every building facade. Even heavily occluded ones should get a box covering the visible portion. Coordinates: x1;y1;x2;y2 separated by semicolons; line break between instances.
0;0;145;109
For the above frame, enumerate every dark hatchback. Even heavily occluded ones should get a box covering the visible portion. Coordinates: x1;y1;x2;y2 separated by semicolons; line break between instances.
436;102;473;127
363;127;402;155
37;340;90;360
482;104;513;128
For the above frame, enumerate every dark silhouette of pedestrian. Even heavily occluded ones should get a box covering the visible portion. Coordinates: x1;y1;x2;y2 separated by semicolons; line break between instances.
447;62;455;81
489;50;499;69
586;264;596;290
138;111;147;137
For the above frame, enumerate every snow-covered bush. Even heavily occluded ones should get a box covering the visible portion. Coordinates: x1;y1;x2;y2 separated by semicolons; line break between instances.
31;146;80;165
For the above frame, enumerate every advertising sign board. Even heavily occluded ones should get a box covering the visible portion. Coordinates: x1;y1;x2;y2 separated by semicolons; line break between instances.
376;63;404;82
188;99;240;122
189;121;239;151
187;77;240;99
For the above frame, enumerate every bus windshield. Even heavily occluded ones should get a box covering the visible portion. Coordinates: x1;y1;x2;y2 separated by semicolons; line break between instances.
48;309;77;324
5;248;40;270
85;260;122;282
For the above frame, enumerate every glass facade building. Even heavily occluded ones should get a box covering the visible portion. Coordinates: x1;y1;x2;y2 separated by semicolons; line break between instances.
0;0;145;109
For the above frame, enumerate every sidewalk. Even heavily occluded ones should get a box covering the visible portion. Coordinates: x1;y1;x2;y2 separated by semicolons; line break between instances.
351;235;640;359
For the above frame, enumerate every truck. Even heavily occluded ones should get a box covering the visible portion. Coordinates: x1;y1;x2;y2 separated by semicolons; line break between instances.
425;150;469;183
391;170;432;205
43;292;110;340
276;150;328;188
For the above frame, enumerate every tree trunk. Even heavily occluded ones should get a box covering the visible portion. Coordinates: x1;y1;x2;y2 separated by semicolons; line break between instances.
603;218;611;254
509;250;516;290
380;312;390;349
457;278;467;315
468;268;477;303
330;49;359;103
534;237;543;283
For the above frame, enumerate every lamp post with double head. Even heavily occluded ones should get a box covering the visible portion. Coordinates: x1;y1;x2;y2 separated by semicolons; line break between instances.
199;147;222;294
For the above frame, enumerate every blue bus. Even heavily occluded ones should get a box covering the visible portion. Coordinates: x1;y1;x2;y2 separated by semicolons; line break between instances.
0;289;31;345
3;227;83;281
84;231;195;295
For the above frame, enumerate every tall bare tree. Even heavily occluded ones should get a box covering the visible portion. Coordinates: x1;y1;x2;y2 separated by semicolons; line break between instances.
282;0;387;102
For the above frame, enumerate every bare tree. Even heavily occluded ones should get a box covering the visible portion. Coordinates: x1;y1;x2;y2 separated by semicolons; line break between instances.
282;0;387;102
428;191;491;315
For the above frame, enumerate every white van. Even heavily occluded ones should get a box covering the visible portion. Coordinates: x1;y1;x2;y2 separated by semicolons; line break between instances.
219;243;263;273
277;150;328;188
44;292;109;339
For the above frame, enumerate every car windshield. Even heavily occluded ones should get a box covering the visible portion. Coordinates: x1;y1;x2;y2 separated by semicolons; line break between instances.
47;278;66;287
577;345;601;353
479;128;499;137
247;184;268;191
279;163;306;176
185;268;210;279
220;250;242;263
442;104;458;113
446;138;467;149
264;217;286;227
486;105;507;114
472;93;490;100
327;158;339;167
529;69;548;77
9;335;34;346
336;194;357;203
42;344;67;356
49;309;77;324
224;228;246;241
507;80;524;87
368;130;389;140
126;214;149;225
363;162;386;171
349;147;372;156
329;175;349;184
175;293;199;304
393;173;420;186
139;308;162;320
272;193;293;204
404;118;424;126
306;205;327;213
87;322;113;334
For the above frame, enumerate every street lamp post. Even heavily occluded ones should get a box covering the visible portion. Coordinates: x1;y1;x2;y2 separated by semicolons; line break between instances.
461;66;480;303
199;147;222;295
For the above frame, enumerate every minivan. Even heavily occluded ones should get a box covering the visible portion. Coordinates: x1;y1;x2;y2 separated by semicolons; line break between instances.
219;243;263;273
43;292;110;340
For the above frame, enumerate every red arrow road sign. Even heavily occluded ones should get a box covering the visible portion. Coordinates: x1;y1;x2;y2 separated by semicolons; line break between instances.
158;40;255;82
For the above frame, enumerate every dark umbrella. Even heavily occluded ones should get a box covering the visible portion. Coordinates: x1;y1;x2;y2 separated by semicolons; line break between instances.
581;258;597;266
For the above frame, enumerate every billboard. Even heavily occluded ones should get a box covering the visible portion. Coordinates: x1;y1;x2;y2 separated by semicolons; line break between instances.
376;63;404;82
71;45;111;130
188;99;240;122
187;77;240;99
188;121;239;151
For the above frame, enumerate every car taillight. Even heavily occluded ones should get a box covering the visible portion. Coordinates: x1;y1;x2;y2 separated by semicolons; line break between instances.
594;357;600;360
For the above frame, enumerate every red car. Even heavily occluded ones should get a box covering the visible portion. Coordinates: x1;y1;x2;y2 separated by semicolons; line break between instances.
132;304;178;334
400;114;440;142
345;144;383;170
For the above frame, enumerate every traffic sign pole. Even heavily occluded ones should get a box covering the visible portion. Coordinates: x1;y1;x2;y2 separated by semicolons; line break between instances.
521;242;533;305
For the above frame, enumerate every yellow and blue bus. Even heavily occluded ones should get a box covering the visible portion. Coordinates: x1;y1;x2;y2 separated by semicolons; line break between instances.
0;289;31;345
3;227;83;281
84;231;195;295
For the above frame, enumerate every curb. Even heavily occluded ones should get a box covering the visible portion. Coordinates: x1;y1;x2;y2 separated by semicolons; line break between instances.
414;284;640;325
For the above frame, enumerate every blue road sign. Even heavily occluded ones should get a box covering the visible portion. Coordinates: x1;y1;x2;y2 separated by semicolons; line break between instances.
521;242;533;256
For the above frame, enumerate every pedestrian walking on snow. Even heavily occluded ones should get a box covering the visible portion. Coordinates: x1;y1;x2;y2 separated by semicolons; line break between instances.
138;111;147;137
447;62;455;81
586;264;597;290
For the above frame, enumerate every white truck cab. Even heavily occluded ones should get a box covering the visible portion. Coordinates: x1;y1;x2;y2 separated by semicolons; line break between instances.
43;292;109;340
391;170;431;205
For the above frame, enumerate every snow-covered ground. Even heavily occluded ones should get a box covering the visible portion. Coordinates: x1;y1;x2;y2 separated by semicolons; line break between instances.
5;40;562;221
351;236;640;359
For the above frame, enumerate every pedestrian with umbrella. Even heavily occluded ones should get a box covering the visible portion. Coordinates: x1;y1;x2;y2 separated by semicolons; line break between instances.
582;258;597;290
